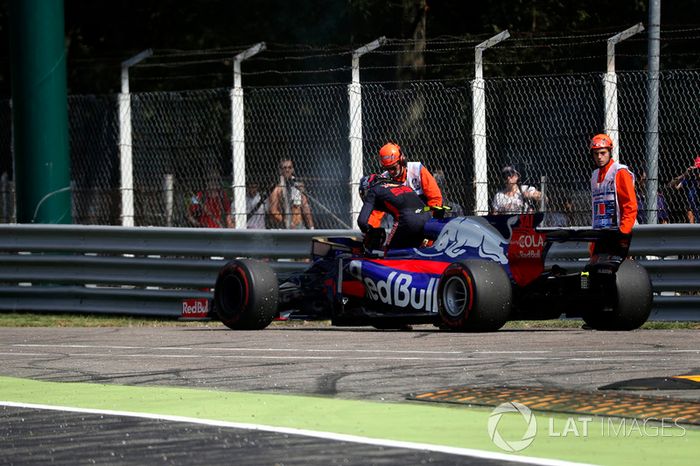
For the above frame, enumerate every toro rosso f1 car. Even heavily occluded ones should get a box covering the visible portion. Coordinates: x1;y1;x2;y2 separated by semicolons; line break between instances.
213;214;652;332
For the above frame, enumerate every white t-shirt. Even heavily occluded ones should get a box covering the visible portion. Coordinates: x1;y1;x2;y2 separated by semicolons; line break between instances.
492;185;537;214
246;193;267;229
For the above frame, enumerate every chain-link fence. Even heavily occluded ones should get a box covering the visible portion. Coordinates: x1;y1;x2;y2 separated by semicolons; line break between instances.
617;71;700;224
363;81;472;217
130;89;232;227
69;94;119;224
485;74;604;226
1;69;698;227
245;84;351;229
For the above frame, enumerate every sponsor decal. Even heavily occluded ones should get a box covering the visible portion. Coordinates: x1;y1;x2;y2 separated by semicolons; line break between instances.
347;260;439;312
507;215;545;286
415;217;508;263
181;298;209;319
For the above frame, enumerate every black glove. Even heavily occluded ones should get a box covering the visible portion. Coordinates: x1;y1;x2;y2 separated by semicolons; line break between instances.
363;227;386;251
432;205;451;219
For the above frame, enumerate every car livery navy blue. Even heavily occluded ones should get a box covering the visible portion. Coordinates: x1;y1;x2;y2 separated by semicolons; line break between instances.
213;213;653;332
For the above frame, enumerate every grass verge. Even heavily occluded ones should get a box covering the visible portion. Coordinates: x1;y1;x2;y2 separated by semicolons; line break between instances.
0;312;698;329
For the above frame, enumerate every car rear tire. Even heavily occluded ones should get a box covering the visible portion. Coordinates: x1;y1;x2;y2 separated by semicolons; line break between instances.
214;259;278;330
582;260;652;331
438;260;512;332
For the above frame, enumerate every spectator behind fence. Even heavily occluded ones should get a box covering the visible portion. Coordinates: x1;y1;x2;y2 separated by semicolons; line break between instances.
637;170;670;224
545;196;575;227
668;156;700;223
491;165;542;214
245;181;267;229
186;173;234;228
268;159;314;229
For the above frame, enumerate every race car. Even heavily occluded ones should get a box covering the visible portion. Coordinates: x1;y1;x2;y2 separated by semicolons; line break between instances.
212;213;652;332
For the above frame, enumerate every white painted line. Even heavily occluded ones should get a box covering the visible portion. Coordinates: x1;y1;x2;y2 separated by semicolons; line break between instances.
10;344;699;355
2;352;692;363
0;401;598;466
10;344;462;354
0;352;476;362
574;349;700;354
3;349;700;363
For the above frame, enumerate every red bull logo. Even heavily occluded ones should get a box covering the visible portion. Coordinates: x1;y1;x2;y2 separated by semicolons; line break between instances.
181;298;209;319
347;260;439;313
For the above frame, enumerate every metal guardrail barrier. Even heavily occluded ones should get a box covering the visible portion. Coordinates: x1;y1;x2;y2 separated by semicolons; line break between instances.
0;224;698;320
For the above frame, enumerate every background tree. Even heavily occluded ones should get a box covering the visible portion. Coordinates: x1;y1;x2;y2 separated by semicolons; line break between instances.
0;0;699;95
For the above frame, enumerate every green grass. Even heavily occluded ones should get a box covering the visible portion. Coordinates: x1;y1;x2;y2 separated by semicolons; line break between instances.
0;312;697;329
505;320;700;330
0;312;218;328
1;376;698;466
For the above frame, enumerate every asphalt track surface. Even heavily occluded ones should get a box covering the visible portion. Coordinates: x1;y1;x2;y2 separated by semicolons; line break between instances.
3;405;531;466
1;324;699;465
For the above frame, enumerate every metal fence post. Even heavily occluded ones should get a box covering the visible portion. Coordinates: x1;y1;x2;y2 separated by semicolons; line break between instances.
472;31;509;215
119;49;152;227
646;1;661;226
163;174;174;227
348;37;386;228
604;23;644;163
231;42;266;229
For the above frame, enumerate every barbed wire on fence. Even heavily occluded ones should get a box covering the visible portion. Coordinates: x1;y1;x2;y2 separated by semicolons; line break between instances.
1;31;699;228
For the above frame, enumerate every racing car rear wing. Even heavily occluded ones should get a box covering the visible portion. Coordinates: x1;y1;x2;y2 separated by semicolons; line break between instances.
539;227;620;243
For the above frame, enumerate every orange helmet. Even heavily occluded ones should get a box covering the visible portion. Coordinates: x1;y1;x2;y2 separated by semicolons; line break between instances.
590;134;613;151
378;142;402;167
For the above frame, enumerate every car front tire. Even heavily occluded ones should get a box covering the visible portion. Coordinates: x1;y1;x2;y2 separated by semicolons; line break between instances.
214;259;278;330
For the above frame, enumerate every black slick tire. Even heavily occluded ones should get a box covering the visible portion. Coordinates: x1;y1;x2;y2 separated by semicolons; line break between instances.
582;260;652;331
214;259;278;330
438;259;512;332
